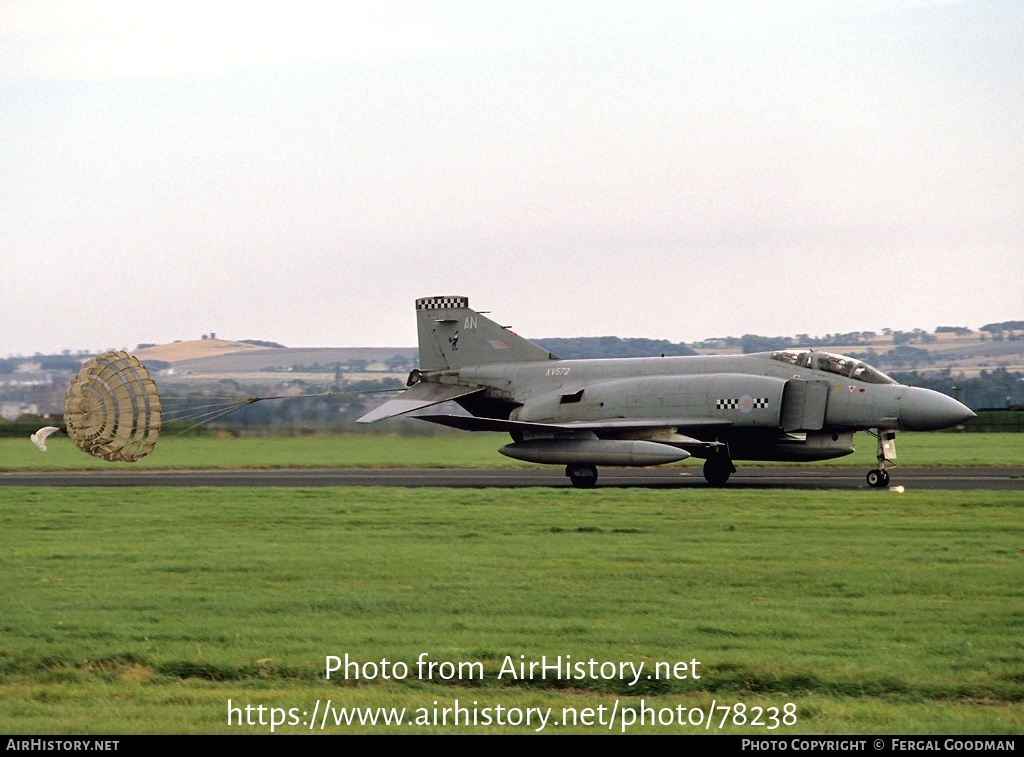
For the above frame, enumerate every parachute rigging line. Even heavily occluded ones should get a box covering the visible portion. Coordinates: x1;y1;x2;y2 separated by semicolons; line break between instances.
159;388;401;434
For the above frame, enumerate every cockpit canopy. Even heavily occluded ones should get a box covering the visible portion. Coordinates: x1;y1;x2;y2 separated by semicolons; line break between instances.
770;349;896;385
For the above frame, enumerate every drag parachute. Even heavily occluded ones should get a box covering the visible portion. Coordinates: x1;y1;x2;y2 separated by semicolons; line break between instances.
63;351;161;462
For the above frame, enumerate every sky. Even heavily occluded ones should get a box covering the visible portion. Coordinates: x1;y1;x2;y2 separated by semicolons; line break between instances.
2;0;1022;356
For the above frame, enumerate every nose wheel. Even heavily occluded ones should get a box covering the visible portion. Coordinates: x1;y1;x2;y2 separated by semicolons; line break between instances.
866;468;890;488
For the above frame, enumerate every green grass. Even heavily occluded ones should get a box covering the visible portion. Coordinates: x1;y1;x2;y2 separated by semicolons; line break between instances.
2;431;1022;471
1;487;1021;733
0;433;527;470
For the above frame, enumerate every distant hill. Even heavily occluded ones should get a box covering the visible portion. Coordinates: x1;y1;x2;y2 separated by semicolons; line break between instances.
132;340;415;375
134;339;273;363
167;347;417;374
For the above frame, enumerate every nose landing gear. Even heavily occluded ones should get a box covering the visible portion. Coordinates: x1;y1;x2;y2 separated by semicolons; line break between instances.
867;429;897;488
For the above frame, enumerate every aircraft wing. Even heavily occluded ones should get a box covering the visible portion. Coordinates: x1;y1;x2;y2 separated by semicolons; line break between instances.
357;384;484;423
413;414;731;434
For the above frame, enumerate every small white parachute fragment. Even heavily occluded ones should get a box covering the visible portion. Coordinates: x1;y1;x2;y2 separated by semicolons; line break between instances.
63;351;162;463
30;426;61;452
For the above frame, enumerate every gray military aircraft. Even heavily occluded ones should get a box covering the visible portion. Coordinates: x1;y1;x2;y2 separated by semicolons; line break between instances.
359;296;975;488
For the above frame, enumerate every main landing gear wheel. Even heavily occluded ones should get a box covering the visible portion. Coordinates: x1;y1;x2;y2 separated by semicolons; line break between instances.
565;464;598;489
703;457;735;487
866;469;891;488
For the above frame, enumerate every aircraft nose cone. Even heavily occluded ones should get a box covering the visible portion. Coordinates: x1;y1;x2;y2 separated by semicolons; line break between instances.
899;387;975;431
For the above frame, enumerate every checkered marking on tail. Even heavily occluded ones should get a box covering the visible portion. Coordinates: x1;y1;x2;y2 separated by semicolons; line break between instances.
416;296;469;310
717;395;769;413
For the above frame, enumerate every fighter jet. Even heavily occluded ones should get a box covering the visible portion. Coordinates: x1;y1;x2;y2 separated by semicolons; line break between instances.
359;297;975;488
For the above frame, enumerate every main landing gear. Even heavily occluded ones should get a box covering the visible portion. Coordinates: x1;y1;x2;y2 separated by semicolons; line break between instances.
703;455;735;487
565;464;598;488
866;429;897;488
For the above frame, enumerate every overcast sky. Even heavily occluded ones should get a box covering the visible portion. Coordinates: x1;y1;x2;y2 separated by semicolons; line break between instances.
2;0;1021;356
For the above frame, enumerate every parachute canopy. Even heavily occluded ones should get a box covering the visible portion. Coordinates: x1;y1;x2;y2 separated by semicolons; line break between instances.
63;351;161;462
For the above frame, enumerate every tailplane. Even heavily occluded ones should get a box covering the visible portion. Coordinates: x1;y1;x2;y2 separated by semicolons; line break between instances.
416;296;556;371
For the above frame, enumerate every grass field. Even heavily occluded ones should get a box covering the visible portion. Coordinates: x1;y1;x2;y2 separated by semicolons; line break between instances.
2;431;1022;470
1;486;1021;734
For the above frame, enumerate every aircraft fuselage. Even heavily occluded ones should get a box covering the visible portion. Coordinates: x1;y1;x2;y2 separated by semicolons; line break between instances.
359;297;974;486
447;352;971;462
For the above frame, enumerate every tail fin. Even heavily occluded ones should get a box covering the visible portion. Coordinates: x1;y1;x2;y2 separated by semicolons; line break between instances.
416;296;556;371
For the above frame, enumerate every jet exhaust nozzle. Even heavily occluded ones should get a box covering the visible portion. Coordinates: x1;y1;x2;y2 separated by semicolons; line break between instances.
499;439;690;466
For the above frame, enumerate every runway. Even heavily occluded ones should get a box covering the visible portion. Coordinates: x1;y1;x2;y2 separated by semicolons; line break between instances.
2;466;1022;490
